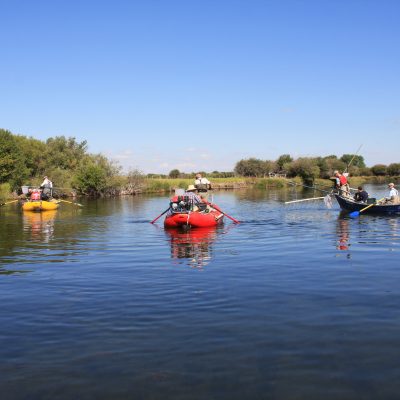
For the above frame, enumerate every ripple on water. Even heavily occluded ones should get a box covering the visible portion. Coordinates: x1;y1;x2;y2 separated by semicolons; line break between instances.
1;193;400;399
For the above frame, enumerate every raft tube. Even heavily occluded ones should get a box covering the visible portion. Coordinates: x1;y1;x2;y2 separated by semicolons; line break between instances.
22;199;60;212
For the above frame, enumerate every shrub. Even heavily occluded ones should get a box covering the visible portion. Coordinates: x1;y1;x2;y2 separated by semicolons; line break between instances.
0;183;12;202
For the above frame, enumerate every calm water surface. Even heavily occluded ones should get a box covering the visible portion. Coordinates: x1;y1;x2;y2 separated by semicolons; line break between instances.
1;186;399;400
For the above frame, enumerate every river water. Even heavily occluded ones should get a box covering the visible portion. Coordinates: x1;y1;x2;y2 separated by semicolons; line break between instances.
1;185;399;400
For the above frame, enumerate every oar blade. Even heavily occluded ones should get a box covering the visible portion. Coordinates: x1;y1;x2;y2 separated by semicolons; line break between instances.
349;211;360;218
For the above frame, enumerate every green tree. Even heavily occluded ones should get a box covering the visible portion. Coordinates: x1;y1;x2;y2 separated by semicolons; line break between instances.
73;154;121;196
288;158;320;185
276;154;293;171
323;157;347;177
169;169;180;178
234;158;266;177
387;163;400;176
0;129;29;189
14;134;47;178
371;164;387;176
340;154;366;169
73;162;107;196
359;167;372;176
45;136;88;170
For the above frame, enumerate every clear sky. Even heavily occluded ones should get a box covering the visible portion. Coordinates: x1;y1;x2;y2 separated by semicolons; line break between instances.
1;0;399;173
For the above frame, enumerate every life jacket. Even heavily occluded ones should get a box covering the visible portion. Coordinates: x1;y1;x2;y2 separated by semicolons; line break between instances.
339;175;347;185
31;192;41;200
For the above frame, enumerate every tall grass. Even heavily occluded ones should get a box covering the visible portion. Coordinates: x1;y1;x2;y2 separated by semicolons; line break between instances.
142;177;289;193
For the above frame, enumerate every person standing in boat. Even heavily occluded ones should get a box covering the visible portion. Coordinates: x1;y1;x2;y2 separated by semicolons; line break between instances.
333;170;350;197
40;176;53;199
383;183;400;205
194;173;212;199
353;186;369;203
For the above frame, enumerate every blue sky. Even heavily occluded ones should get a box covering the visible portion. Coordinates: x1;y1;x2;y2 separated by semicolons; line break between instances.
1;0;399;173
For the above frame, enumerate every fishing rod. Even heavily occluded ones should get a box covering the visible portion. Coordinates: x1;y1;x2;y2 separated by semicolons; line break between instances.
344;144;363;174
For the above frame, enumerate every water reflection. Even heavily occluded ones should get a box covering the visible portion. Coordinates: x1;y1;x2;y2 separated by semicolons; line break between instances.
388;217;399;237
23;210;57;242
165;227;219;268
336;215;350;252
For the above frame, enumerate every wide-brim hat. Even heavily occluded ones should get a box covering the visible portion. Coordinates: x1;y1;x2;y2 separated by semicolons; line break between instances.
388;182;395;187
187;184;197;191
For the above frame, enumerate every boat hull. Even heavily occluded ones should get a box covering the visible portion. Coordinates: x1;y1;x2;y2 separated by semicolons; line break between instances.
335;194;400;215
22;199;60;212
164;210;224;228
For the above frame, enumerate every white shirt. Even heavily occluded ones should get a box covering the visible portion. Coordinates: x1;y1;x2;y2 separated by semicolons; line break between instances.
41;178;53;188
389;188;398;197
195;177;210;185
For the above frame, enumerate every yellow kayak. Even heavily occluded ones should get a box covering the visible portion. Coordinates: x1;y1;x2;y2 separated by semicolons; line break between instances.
22;199;60;211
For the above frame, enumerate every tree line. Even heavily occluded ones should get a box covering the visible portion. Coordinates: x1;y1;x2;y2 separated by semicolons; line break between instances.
1;128;399;196
0;128;123;196
169;154;400;184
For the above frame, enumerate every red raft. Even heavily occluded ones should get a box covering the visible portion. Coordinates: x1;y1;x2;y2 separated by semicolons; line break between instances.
164;195;224;228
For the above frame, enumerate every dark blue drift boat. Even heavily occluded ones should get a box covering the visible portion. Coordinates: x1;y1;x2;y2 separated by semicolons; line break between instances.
335;194;400;215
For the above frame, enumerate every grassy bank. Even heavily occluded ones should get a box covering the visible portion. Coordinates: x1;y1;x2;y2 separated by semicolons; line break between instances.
142;177;296;193
142;175;400;194
2;176;399;200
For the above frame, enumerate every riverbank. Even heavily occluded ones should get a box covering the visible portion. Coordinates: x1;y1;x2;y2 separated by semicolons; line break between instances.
1;176;399;202
139;175;399;194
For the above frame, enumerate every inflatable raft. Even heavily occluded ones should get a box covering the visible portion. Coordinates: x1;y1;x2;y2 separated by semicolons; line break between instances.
164;195;224;228
22;199;60;212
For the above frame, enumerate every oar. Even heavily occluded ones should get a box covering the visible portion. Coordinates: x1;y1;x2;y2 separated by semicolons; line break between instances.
0;199;19;206
207;202;240;224
349;198;384;218
150;207;170;224
59;199;84;207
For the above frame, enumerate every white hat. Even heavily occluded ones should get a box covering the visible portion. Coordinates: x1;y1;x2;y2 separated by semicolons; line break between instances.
187;184;196;191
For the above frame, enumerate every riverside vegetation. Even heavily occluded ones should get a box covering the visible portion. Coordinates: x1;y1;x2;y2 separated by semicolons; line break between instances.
1;128;399;201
